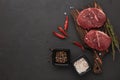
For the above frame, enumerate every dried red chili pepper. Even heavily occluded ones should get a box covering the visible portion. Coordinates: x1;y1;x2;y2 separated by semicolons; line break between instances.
73;41;85;51
53;31;66;39
58;26;68;37
64;16;69;31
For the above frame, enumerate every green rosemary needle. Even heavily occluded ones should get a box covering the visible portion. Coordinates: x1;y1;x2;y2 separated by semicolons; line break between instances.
105;19;120;60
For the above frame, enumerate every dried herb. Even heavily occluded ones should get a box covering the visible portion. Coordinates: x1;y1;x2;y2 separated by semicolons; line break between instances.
105;19;120;60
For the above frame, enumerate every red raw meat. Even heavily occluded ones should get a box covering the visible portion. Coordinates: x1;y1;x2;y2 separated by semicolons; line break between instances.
77;8;106;29
84;30;111;51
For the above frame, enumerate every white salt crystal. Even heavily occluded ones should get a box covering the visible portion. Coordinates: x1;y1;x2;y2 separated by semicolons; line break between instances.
74;58;89;74
70;6;74;9
64;12;67;15
99;53;102;56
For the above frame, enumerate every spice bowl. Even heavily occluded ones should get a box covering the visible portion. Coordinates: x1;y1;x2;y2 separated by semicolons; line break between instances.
51;49;71;67
72;56;92;76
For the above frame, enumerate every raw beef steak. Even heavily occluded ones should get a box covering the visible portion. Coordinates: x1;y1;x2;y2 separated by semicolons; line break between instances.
77;8;106;29
84;30;111;51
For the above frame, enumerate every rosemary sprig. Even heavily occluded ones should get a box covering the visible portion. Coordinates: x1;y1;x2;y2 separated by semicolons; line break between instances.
112;41;115;60
105;19;120;60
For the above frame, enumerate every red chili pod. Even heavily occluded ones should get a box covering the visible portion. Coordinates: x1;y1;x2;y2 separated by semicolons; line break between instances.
73;41;85;51
53;31;66;39
58;26;68;37
64;16;69;31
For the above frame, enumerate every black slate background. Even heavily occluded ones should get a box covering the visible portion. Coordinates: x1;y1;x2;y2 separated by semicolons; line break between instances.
0;0;120;80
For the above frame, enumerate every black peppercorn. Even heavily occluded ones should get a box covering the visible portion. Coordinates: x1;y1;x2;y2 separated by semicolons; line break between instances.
51;49;70;66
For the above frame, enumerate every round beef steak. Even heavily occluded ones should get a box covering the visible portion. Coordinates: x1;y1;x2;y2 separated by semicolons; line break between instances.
77;8;106;29
84;30;111;51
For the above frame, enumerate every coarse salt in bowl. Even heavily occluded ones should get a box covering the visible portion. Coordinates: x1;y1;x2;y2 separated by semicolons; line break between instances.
73;56;91;76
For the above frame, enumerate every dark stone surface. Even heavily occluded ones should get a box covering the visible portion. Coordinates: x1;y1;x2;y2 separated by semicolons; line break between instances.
0;0;120;80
